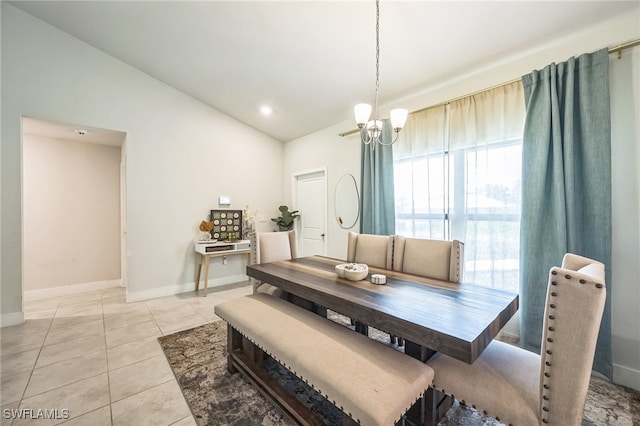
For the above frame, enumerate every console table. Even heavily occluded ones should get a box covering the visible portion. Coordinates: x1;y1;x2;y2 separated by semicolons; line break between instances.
194;240;251;296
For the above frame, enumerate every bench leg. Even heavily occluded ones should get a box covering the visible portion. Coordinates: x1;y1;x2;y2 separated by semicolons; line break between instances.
227;324;242;374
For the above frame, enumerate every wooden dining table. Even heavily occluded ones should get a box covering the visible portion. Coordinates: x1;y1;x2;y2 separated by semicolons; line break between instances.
246;255;519;365
246;255;519;424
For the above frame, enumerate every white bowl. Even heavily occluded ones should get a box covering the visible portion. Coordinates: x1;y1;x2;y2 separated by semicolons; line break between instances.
335;264;348;278
335;263;369;281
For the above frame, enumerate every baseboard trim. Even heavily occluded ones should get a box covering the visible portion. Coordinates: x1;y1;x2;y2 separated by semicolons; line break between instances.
613;362;640;391
126;274;248;302
24;279;123;301
1;311;25;328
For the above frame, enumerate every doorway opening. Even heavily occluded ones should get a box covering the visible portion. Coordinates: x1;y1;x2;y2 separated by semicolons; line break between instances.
21;117;127;303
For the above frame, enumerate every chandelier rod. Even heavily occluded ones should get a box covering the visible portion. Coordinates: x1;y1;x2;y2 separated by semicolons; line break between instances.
373;0;380;120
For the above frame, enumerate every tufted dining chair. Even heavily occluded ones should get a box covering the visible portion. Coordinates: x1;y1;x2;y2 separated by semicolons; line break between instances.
343;232;394;331
251;230;298;296
393;236;464;282
346;231;394;269
427;253;606;426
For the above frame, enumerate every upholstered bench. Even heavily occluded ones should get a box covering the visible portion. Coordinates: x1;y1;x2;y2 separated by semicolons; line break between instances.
214;293;434;426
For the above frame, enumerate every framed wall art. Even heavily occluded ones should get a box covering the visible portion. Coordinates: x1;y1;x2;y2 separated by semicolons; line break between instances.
210;209;243;241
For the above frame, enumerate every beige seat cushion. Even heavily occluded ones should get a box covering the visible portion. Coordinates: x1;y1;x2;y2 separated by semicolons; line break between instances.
215;293;434;425
428;340;540;426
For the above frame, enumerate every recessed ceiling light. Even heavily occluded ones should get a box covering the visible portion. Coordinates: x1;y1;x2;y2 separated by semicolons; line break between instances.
259;105;273;117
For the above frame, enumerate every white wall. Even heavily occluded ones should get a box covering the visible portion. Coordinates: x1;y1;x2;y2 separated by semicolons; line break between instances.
22;134;122;292
284;8;640;390
1;3;284;321
610;46;640;391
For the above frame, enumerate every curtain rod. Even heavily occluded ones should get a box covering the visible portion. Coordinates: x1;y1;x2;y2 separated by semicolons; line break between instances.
339;38;640;137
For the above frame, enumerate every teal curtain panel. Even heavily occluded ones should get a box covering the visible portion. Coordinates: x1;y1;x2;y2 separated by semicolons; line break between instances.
519;48;612;378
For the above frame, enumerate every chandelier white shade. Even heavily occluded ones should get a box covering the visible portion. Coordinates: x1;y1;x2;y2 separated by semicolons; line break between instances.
354;103;373;127
353;0;408;147
389;108;409;131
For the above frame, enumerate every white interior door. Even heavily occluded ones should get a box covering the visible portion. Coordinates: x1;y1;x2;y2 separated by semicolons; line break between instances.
295;169;327;257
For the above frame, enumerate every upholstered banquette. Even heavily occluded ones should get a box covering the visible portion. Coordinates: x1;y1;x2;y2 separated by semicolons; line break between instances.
215;292;435;425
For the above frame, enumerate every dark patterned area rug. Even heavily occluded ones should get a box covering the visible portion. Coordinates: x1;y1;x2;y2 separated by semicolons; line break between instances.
159;320;639;426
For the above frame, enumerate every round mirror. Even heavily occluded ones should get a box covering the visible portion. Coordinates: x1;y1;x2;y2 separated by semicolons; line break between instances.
334;174;360;229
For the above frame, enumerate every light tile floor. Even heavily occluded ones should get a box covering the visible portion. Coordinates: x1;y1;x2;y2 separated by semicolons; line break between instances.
0;282;252;425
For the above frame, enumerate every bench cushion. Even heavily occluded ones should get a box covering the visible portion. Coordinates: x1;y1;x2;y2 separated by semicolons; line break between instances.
215;293;434;425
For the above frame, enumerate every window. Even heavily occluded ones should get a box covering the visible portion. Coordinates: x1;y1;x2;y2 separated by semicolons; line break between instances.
393;82;525;291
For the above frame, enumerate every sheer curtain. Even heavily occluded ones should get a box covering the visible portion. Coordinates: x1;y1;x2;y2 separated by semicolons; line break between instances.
394;81;525;291
394;105;447;238
520;48;612;378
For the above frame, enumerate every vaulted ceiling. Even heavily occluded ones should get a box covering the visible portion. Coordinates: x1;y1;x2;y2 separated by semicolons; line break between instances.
9;1;638;141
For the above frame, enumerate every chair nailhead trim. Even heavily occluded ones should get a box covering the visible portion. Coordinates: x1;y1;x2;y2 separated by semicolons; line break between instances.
542;419;548;423
548;315;555;320
551;292;558;297
551;270;557;275
548;326;555;331
596;283;603;288
543;407;549;412
547;337;554;343
564;274;571;279
544;372;551;377
550;304;556;309
551;281;558;286
580;279;587;284
544;384;550;389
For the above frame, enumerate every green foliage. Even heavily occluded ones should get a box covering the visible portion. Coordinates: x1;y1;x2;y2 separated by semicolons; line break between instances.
271;205;300;231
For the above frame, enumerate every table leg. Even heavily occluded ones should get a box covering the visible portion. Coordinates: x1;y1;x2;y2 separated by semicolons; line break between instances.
403;341;453;425
354;321;369;335
405;340;436;363
195;254;203;292
203;255;210;297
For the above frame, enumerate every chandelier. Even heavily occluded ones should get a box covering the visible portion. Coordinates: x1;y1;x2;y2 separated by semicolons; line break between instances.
354;0;408;147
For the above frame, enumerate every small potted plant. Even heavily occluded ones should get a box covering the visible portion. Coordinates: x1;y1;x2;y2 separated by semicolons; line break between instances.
271;205;300;231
